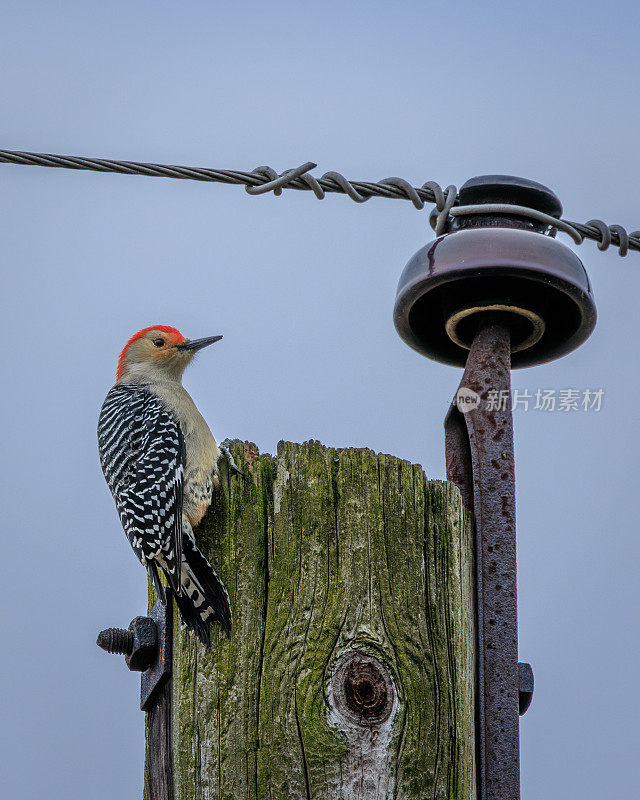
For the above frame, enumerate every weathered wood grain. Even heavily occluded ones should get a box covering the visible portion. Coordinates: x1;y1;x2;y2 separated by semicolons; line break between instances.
145;440;476;800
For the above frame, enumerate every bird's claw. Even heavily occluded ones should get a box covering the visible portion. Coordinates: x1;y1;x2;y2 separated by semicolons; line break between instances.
219;443;244;477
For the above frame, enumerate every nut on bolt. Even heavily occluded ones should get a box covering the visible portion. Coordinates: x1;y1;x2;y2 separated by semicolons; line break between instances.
97;616;157;672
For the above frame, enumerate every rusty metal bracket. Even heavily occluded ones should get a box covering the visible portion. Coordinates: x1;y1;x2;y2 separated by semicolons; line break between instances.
445;316;520;800
141;598;172;712
391;174;591;800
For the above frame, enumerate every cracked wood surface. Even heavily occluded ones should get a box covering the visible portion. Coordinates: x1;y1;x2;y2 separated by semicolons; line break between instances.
144;440;476;800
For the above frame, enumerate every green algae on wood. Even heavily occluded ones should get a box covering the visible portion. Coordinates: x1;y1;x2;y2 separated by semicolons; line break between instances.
145;440;476;800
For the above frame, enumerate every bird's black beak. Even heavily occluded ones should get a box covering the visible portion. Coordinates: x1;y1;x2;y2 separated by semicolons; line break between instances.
177;335;223;352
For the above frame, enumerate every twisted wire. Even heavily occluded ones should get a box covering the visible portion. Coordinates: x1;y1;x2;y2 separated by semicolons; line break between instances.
0;148;637;255
449;203;585;244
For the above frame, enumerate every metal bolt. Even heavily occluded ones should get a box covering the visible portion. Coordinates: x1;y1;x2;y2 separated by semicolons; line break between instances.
97;627;134;655
518;662;534;716
97;616;157;672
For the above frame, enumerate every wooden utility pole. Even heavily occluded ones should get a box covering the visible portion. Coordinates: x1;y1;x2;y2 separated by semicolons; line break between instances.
144;440;476;800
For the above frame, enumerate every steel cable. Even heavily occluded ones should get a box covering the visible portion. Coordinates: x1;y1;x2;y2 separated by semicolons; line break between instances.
0;148;637;255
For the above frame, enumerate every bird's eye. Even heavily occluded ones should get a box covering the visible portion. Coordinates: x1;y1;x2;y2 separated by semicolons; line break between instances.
153;338;165;348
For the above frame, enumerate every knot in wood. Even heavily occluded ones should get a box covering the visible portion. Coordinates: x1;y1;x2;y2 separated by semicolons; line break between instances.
331;653;395;726
344;662;387;719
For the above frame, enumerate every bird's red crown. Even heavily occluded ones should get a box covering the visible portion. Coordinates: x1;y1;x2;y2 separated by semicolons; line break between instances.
116;325;186;380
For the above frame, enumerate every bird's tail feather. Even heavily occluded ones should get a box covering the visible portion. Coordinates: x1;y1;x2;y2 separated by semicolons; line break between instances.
148;561;167;605
172;538;232;646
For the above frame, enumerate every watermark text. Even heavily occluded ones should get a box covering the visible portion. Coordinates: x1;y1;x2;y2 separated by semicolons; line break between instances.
454;388;604;413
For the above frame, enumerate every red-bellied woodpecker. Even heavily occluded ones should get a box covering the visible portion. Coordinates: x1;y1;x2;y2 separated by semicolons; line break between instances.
98;325;235;646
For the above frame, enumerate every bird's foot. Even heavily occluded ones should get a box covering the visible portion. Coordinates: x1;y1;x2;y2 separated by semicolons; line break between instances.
219;442;244;477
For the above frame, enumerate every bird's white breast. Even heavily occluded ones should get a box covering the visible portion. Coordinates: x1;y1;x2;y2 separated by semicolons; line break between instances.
150;381;219;527
151;381;219;469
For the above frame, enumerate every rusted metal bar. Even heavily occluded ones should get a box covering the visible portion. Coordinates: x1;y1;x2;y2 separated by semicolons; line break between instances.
97;599;174;799
144;598;174;800
445;316;520;800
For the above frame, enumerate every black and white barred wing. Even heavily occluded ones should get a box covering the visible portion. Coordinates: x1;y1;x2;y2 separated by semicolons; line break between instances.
98;384;185;595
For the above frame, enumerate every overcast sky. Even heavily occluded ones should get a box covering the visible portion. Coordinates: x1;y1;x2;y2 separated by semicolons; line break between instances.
1;2;638;798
